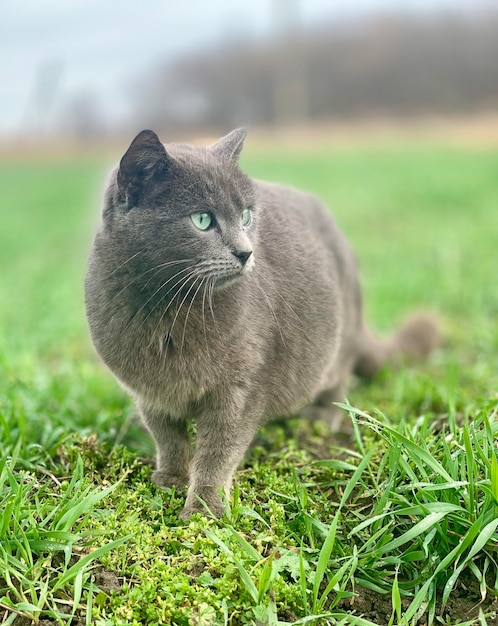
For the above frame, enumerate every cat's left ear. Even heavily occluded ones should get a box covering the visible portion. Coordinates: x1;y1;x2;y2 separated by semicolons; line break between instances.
117;130;171;208
210;128;247;162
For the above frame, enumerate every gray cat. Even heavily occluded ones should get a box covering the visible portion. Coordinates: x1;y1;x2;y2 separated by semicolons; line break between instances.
85;128;438;519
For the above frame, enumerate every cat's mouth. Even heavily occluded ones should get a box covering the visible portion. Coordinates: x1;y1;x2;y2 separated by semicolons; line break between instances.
211;255;255;289
191;255;255;291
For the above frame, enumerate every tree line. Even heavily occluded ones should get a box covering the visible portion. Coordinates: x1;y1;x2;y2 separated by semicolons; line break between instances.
134;10;498;132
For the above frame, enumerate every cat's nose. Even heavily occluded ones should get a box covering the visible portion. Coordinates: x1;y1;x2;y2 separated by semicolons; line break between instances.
233;249;253;265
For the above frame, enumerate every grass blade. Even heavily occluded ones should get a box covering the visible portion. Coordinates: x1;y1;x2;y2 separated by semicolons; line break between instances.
375;511;448;555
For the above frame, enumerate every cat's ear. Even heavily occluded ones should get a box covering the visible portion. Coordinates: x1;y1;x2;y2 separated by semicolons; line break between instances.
210;128;247;162
117;130;170;207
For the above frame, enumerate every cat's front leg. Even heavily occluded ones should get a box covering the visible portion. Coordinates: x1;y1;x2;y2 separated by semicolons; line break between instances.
139;404;192;488
180;393;258;519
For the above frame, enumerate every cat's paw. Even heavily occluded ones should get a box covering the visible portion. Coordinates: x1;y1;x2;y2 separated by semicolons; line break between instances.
299;405;347;434
179;487;226;520
151;470;189;489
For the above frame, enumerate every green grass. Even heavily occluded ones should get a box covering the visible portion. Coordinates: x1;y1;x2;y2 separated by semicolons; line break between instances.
0;141;497;625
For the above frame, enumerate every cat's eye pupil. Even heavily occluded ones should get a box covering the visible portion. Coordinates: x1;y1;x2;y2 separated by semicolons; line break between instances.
191;212;212;230
241;208;252;227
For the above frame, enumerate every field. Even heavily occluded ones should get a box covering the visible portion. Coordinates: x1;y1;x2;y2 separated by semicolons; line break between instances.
1;138;497;625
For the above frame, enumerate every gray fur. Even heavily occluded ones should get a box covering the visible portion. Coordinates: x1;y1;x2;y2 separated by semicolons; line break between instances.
85;129;438;518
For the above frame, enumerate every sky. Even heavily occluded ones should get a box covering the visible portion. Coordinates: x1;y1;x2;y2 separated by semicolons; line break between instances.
0;0;484;138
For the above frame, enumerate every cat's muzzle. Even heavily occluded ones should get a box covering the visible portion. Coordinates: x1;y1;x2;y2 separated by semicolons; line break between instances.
240;252;255;275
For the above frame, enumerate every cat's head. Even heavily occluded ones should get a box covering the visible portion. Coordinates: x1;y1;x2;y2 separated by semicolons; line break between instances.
101;128;256;299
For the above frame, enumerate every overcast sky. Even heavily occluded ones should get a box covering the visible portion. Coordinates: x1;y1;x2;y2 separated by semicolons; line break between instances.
0;0;484;137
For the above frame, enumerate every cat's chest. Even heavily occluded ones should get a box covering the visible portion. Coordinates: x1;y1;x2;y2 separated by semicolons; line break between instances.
146;301;229;360
130;304;247;415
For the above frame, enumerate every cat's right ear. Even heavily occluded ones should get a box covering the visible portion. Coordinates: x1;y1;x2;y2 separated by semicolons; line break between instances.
117;130;170;208
210;128;247;163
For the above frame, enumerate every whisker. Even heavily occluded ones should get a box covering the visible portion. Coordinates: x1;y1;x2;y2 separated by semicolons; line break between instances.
104;250;143;279
106;258;195;306
208;277;217;328
125;265;196;333
141;258;196;290
179;276;205;357
201;278;211;357
272;289;302;323
253;276;287;349
167;275;202;355
149;269;203;348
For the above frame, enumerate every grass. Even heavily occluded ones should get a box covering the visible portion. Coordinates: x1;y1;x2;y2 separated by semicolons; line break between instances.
0;140;497;625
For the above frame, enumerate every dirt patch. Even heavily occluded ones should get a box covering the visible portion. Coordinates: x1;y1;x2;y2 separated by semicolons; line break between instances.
336;569;498;625
93;567;121;594
12;615;86;626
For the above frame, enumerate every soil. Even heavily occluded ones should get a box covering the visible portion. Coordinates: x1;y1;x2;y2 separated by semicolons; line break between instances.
335;569;498;625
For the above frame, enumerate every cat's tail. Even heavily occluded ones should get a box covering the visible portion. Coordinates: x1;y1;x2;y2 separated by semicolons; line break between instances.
353;312;440;380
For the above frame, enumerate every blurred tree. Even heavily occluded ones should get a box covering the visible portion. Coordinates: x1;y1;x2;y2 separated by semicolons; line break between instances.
22;58;64;136
59;92;104;139
271;0;309;126
131;10;498;132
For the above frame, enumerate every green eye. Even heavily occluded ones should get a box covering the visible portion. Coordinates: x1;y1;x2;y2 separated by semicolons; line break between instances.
241;208;252;227
191;212;213;230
